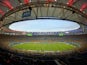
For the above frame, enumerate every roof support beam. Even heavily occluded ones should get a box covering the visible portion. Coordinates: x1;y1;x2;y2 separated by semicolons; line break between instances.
46;0;56;3
0;9;5;15
1;0;13;10
24;0;30;4
67;0;76;6
80;3;87;12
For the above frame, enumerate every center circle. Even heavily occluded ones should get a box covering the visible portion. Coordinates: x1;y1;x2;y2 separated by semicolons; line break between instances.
9;19;80;32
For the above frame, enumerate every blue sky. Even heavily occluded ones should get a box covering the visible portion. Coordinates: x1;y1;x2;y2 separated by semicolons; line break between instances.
9;19;80;32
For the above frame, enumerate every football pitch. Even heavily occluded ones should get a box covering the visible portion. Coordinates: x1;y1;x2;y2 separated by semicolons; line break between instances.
12;42;76;52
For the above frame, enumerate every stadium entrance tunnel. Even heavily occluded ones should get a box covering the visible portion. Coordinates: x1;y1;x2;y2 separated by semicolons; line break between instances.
9;19;80;32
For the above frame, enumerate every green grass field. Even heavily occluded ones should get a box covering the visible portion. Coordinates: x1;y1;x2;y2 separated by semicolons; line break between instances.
12;42;76;52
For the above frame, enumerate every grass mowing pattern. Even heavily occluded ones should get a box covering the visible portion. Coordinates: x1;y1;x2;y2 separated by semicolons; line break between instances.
12;42;76;52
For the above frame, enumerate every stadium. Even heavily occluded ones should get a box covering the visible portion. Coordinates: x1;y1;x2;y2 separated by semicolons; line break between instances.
0;0;87;65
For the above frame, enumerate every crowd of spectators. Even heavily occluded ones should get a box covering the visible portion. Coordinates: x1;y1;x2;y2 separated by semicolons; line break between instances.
0;47;87;65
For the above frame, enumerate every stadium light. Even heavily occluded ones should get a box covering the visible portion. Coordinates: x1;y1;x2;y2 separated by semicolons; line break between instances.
80;3;87;12
1;0;13;10
67;0;76;6
0;9;5;15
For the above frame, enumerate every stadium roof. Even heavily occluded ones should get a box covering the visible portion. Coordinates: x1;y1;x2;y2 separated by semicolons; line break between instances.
0;0;87;18
0;0;87;34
